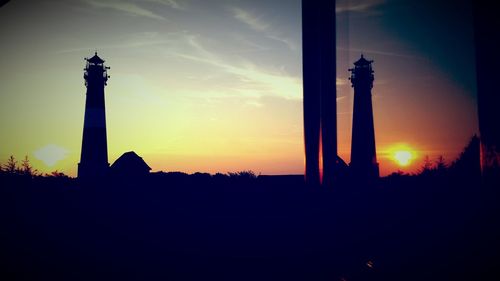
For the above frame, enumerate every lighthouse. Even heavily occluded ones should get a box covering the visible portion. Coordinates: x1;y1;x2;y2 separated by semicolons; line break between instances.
349;55;379;181
78;52;110;179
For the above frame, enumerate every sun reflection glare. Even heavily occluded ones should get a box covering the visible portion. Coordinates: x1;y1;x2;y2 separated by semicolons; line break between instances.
385;144;418;167
394;150;412;166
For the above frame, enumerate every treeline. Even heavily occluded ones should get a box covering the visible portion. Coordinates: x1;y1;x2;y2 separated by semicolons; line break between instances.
386;135;481;180
0;155;69;178
0;135;481;187
0;155;261;181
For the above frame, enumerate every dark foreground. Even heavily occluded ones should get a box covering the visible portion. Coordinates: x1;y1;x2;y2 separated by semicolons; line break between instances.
1;173;499;281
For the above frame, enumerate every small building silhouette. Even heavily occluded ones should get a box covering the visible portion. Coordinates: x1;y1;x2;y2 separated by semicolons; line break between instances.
110;151;151;177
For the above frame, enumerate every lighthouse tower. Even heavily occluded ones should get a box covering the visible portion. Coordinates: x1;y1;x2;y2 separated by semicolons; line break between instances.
349;55;379;180
78;52;110;179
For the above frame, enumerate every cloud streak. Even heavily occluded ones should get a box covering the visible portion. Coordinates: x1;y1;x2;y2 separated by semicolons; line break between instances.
83;0;166;20
55;31;176;54
149;0;185;10
231;7;297;51
172;35;302;99
336;0;385;13
338;46;424;60
233;7;269;32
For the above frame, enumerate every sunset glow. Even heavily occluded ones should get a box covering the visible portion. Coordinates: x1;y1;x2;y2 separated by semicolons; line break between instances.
381;143;419;169
393;150;414;167
0;0;479;177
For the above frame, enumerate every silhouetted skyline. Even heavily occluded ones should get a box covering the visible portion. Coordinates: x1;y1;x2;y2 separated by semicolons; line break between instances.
1;2;499;279
0;0;478;176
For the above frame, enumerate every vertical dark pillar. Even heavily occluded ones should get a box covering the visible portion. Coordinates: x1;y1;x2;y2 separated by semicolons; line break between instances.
320;2;338;187
78;52;110;179
349;55;379;182
302;1;337;186
473;1;500;186
302;1;322;186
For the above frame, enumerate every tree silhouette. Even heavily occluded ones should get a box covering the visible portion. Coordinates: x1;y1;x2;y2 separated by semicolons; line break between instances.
228;170;257;180
419;155;433;175
449;135;481;181
46;170;69;178
435;155;447;169
388;170;406;177
21;155;37;177
4;155;17;174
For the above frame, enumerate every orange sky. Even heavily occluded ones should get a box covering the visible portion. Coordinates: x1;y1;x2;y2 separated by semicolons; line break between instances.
0;0;478;177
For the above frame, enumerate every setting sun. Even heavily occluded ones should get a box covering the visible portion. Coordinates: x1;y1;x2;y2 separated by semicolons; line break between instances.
393;150;413;166
0;0;479;178
383;144;418;168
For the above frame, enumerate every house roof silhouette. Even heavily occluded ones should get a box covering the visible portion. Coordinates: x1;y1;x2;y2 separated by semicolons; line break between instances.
111;151;151;174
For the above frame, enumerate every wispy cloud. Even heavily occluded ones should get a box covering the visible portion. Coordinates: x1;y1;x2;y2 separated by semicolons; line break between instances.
231;7;297;51
266;34;298;51
55;31;178;54
338;46;424;60
83;0;166;20
336;0;385;13
172;35;302;99
233;7;269;32
149;0;185;10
